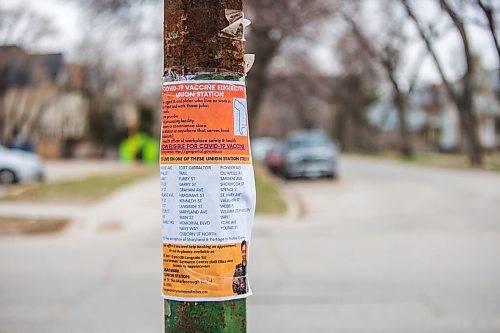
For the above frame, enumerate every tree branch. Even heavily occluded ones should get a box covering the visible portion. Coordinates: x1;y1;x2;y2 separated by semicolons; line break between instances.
400;0;457;101
475;0;500;63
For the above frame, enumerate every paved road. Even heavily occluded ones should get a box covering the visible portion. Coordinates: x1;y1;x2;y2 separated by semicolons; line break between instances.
1;157;500;332
249;157;500;333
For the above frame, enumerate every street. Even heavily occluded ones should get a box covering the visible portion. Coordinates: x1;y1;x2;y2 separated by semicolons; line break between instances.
249;157;500;332
1;157;500;332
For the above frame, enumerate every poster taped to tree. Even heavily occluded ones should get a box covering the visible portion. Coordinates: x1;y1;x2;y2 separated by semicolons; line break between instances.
161;79;255;301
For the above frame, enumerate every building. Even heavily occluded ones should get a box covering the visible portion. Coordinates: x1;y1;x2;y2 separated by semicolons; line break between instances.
0;45;89;157
368;69;500;152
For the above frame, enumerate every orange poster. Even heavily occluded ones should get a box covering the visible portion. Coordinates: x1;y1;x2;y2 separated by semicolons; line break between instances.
161;80;255;301
161;81;251;165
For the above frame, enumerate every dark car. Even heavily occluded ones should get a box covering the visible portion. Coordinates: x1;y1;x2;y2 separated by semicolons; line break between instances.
283;131;339;179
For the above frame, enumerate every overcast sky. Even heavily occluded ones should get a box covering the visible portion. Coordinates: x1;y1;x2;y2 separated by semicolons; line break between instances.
2;0;499;89
3;0;82;56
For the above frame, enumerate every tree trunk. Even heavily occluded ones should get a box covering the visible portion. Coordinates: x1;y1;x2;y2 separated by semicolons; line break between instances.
401;0;483;165
457;89;483;165
390;73;412;156
341;13;413;156
0;67;6;145
439;0;483;165
246;27;280;137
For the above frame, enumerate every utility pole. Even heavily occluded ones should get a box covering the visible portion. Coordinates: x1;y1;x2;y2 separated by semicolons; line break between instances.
163;1;252;332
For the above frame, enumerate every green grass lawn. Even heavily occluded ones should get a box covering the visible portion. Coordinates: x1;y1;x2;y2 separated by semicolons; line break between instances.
351;151;500;172
2;164;287;214
397;152;500;171
3;167;157;202
254;165;287;214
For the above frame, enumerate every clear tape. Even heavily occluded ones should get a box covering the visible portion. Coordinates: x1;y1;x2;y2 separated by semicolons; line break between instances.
163;68;247;82
219;9;251;41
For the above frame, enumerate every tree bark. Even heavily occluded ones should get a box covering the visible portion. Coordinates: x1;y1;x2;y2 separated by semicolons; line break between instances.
390;77;411;156
164;0;245;77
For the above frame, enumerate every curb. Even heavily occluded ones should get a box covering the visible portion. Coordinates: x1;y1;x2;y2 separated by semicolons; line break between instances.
253;169;304;228
280;181;303;224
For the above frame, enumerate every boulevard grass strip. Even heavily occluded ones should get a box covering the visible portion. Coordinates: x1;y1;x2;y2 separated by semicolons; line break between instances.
3;164;285;213
254;165;287;214
351;151;500;172
3;167;157;203
480;155;500;172
397;152;500;171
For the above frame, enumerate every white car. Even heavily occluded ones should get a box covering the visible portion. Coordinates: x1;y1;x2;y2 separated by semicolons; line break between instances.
0;145;45;184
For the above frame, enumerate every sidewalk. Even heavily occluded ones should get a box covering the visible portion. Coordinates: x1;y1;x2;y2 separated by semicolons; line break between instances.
0;173;295;333
0;174;297;235
0;176;160;235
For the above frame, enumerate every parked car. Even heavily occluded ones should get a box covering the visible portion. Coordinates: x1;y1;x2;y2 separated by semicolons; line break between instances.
283;131;339;179
0;145;45;184
264;142;286;175
251;137;278;163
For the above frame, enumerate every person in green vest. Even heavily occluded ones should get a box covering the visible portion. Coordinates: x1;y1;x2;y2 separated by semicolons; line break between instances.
119;133;159;164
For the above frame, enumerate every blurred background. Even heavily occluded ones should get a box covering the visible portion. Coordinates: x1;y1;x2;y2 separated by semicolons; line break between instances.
0;0;499;332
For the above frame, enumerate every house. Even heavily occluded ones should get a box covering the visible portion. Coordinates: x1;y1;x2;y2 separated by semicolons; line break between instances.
368;69;500;152
433;69;500;152
0;45;89;157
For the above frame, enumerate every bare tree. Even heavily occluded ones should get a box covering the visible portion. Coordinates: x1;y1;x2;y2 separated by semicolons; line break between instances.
77;48;134;156
474;0;500;62
268;63;330;135
75;0;161;44
473;0;500;102
73;0;163;95
78;0;336;136
401;0;483;165
0;6;56;47
331;73;378;151
339;3;416;155
244;0;335;135
330;21;379;151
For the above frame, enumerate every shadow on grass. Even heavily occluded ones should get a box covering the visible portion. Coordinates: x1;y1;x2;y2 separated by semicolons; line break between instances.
0;216;69;235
